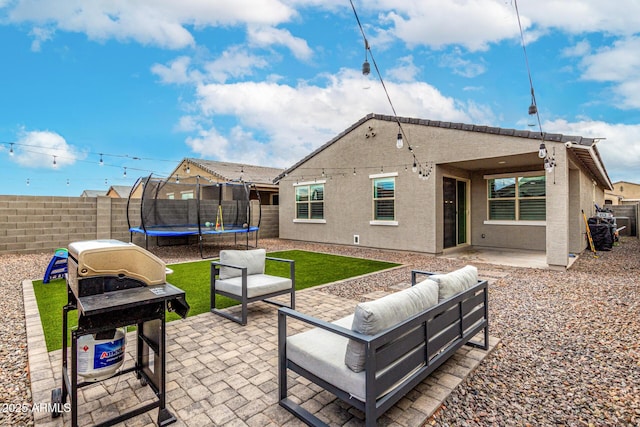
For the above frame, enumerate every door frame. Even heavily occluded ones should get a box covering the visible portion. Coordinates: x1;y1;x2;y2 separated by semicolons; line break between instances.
442;175;471;250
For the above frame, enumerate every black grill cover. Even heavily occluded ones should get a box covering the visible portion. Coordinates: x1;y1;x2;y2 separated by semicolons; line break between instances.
588;224;613;251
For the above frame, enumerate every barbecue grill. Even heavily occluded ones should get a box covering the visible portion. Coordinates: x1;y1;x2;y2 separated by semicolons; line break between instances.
51;239;190;427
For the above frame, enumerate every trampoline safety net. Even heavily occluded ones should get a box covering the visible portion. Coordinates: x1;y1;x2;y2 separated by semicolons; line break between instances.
127;174;259;257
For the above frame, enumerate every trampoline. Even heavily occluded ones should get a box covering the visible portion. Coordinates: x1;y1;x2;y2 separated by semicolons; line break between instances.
127;174;261;258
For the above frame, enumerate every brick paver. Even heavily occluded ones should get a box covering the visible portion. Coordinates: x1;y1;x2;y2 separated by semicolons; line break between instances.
24;278;498;426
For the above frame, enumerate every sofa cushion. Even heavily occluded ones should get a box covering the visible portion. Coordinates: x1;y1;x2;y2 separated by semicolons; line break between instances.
344;279;439;372
430;265;478;302
219;249;266;279
215;274;291;298
287;315;369;401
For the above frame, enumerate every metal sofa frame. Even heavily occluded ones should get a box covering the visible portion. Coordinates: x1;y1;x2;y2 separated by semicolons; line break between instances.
278;270;489;426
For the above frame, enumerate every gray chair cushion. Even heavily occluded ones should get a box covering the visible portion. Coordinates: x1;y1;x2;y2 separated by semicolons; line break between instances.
344;279;439;372
219;249;266;279
430;265;478;302
215;274;292;298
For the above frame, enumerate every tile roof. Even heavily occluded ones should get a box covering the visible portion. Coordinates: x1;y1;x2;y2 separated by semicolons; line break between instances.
185;158;283;186
275;113;612;189
109;185;133;197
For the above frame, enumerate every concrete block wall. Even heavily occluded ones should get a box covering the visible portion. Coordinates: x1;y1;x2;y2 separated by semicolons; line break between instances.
0;195;279;255
0;196;97;254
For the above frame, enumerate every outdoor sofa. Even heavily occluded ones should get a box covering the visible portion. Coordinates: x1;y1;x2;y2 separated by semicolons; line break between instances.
278;265;489;426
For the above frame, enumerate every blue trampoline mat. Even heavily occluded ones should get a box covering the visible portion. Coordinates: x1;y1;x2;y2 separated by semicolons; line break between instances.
130;225;258;237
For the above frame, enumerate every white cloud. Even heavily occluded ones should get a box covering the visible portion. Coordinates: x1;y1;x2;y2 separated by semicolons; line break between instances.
578;36;640;109
28;26;55;51
438;48;486;78
185;68;485;167
247;26;313;61
12;129;82;168
7;0;296;49
203;46;270;83
151;56;198;84
562;39;591;58
545;119;640;182
386;55;420;82
377;1;519;51
152;48;271;85
515;0;640;36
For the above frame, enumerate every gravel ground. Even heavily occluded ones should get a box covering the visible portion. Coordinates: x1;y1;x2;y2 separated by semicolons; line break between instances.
0;238;638;426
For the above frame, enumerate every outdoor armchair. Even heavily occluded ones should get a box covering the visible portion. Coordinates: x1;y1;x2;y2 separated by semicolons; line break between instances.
211;249;295;325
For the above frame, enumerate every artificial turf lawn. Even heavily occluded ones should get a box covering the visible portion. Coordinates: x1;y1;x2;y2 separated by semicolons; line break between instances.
33;249;399;351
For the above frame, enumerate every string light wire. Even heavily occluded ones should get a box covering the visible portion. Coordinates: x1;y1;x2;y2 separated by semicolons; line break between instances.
348;0;430;179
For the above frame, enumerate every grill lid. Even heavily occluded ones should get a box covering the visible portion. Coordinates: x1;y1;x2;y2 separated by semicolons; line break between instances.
68;240;166;286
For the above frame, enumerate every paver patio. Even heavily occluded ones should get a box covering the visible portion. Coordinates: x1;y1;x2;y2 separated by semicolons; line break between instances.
24;277;498;427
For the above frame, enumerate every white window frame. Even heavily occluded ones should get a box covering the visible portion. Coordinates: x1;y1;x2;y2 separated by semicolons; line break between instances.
369;172;398;226
293;180;327;223
484;171;546;225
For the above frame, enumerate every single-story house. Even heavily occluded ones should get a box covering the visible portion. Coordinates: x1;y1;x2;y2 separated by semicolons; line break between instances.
167;158;283;205
106;185;133;198
275;113;613;269
80;189;105;197
605;181;640;205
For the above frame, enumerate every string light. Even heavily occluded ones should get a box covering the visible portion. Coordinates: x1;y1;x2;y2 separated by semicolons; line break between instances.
99;153;104;166
52;155;57;168
9;143;14;156
123;167;127;178
538;143;547;159
514;0;553;174
176;175;180;184
349;0;430;182
396;128;403;149
26;178;29;186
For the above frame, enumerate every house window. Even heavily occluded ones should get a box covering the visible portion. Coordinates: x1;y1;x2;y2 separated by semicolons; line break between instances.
295;183;324;219
373;176;395;221
181;191;194;200
487;175;546;220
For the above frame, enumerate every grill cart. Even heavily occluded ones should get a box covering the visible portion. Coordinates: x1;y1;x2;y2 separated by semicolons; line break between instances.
51;240;190;427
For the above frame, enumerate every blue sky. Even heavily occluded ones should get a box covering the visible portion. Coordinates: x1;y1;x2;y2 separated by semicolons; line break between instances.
1;0;639;196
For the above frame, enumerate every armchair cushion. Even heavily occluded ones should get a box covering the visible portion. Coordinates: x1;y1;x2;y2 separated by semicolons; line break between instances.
219;249;266;279
215;274;292;298
344;279;439;372
429;265;478;302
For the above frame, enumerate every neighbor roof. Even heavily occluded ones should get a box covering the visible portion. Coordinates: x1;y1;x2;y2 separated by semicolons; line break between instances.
108;185;133;197
275;113;613;190
80;189;105;197
185;158;283;186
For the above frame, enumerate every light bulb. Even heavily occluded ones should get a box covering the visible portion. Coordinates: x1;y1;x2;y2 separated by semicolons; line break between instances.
9;144;14;156
412;162;417;173
362;60;370;76
396;132;403;149
538;143;547;159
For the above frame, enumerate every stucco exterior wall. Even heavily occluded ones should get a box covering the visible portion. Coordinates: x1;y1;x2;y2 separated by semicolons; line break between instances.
279;117;552;254
469;171;546;251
